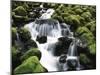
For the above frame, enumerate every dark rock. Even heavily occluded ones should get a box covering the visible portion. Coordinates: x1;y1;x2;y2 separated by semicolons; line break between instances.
59;54;67;63
36;36;47;44
54;37;72;56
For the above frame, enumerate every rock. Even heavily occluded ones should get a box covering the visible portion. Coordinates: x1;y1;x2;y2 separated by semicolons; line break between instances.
67;59;78;69
86;21;96;36
76;27;96;55
54;37;72;56
59;54;67;63
36;36;47;44
12;27;17;43
12;46;22;71
79;54;92;69
64;15;82;30
18;27;31;43
20;48;41;61
24;39;38;49
81;12;92;21
88;43;96;55
13;6;27;16
14;56;48;74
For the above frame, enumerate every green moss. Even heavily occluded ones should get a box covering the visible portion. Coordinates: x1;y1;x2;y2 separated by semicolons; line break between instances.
18;27;31;43
13;6;27;16
12;27;17;41
80;54;91;65
86;21;96;36
20;48;41;61
14;56;47;74
88;43;96;55
81;12;92;21
75;8;83;14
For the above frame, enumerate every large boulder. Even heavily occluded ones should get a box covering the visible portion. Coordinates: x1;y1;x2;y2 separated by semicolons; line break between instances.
20;48;41;61
54;37;72;56
14;56;48;74
13;6;27;16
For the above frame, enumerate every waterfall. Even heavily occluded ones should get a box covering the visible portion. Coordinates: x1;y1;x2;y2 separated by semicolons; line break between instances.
24;8;80;71
66;38;80;70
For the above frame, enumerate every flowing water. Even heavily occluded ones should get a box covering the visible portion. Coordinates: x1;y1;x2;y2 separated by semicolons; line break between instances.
24;8;81;71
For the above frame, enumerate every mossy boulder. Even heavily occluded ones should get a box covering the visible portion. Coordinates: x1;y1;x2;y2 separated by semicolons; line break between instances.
20;48;41;61
18;27;31;43
64;15;83;30
14;56;47;74
12;46;22;70
76;27;96;55
81;12;92;21
86;21;96;36
88;43;96;55
13;6;27;16
24;39;38;49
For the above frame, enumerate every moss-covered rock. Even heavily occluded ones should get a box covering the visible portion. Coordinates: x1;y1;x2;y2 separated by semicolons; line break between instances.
81;12;92;21
13;6;27;16
76;27;96;55
86;21;96;36
24;39;38;49
64;15;82;30
14;56;47;74
88;43;96;55
20;48;41;61
18;27;31;43
12;46;22;71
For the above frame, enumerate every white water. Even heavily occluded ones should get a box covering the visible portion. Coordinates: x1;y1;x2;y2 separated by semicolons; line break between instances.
24;8;80;71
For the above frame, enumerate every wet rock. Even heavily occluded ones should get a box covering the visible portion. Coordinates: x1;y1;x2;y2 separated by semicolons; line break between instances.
54;37;72;56
14;56;48;74
36;36;47;44
59;54;67;63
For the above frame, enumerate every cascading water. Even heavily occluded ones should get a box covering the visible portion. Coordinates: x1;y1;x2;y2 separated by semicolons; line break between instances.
24;7;80;71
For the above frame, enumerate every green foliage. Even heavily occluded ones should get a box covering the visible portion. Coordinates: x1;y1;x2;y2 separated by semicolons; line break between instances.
14;56;47;74
20;48;41;61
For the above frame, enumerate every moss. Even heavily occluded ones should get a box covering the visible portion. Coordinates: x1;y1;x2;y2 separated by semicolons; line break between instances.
20;48;41;61
80;54;91;65
14;56;47;74
86;21;96;36
81;12;92;21
13;6;27;16
18;27;31;43
75;8;83;14
12;27;17;42
88;43;96;55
